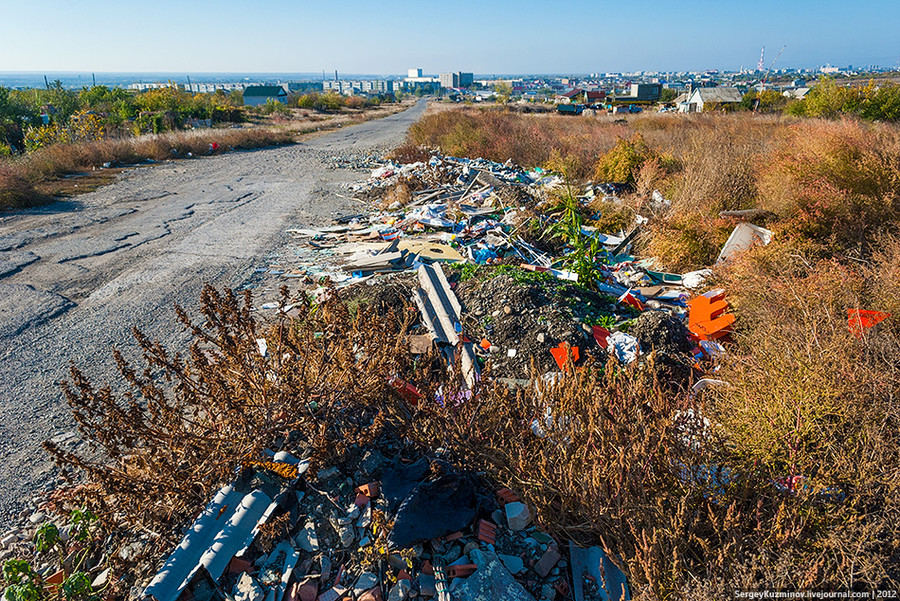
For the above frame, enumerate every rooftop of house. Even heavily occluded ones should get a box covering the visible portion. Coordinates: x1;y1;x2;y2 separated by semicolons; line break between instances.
243;86;287;97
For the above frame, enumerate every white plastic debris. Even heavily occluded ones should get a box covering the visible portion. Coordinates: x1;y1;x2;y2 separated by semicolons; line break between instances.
607;331;640;364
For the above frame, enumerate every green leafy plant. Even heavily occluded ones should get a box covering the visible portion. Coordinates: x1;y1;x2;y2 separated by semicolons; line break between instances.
2;560;41;601
61;572;96;601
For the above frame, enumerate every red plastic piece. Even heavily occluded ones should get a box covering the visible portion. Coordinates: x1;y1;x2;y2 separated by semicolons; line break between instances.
550;342;580;369
480;338;492;351
388;376;421;407
618;290;645;311
848;308;890;338
591;326;610;349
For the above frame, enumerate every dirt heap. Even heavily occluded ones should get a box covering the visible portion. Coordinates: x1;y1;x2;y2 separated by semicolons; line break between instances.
453;268;636;379
628;310;694;384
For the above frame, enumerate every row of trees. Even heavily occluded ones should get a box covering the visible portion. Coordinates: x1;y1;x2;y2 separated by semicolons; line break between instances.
741;78;900;121
0;82;245;154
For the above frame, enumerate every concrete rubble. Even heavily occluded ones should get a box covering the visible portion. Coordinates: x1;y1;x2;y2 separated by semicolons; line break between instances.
120;443;617;601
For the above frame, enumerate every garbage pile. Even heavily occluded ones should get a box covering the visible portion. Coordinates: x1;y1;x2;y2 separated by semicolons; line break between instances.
16;151;781;601
141;444;630;601
242;150;776;390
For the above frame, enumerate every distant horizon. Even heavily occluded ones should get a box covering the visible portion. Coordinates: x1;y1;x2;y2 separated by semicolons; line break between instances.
0;63;894;79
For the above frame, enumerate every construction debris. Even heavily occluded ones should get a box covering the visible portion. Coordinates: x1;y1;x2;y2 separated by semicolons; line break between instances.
44;147;801;601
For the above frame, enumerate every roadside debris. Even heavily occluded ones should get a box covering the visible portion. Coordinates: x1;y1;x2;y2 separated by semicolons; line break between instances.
30;147;807;601
135;442;608;601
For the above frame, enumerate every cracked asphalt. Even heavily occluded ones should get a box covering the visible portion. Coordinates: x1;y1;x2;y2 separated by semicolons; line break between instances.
0;99;427;525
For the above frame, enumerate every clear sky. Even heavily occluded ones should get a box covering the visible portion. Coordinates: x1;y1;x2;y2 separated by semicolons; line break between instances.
2;0;898;74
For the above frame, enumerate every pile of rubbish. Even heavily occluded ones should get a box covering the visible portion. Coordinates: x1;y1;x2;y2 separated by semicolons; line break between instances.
16;151;788;601
240;150;782;392
141;444;630;601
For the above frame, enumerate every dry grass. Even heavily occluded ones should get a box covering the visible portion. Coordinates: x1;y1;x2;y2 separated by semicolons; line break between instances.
408;106;630;177
0;128;294;211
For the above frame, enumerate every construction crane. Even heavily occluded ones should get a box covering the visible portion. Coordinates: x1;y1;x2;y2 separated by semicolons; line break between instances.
761;45;787;90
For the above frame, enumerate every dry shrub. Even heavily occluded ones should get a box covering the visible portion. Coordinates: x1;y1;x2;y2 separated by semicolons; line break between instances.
758;118;900;255
633;113;786;215
668;125;763;215
587;200;637;234
388;141;432;164
44;285;420;544
706;241;900;590
408;106;629;176
0;166;47;209
633;157;673;200
382;181;412;208
641;213;734;271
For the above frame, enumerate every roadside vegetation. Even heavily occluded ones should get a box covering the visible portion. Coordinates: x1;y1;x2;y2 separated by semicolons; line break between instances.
404;102;900;595
0;82;404;211
9;100;900;598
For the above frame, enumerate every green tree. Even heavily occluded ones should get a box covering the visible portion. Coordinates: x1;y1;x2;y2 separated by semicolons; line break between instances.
860;82;900;121
785;77;862;118
659;88;679;103
493;81;513;104
0;86;39;153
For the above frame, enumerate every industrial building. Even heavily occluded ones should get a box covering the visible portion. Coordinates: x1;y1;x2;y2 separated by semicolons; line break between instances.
439;72;474;89
323;80;394;96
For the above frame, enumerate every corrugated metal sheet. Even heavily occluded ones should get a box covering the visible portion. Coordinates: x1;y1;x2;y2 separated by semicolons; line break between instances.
144;486;278;601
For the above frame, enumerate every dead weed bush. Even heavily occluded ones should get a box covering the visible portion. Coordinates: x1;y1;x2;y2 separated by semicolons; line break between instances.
44;285;422;543
758;118;900;256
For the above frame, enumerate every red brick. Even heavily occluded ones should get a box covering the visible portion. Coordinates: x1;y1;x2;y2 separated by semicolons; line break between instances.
446;564;478;579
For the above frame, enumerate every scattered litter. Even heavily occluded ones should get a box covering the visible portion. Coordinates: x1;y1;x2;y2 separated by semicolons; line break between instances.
716;222;773;263
848;308;891;338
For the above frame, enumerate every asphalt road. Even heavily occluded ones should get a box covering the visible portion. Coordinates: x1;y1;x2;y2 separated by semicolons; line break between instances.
0;99;428;526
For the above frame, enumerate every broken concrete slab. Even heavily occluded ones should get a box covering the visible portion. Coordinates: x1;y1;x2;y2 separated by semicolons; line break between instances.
450;548;536;601
504;502;531;531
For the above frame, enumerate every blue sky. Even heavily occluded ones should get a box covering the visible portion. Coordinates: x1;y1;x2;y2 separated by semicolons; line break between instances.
2;0;898;74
